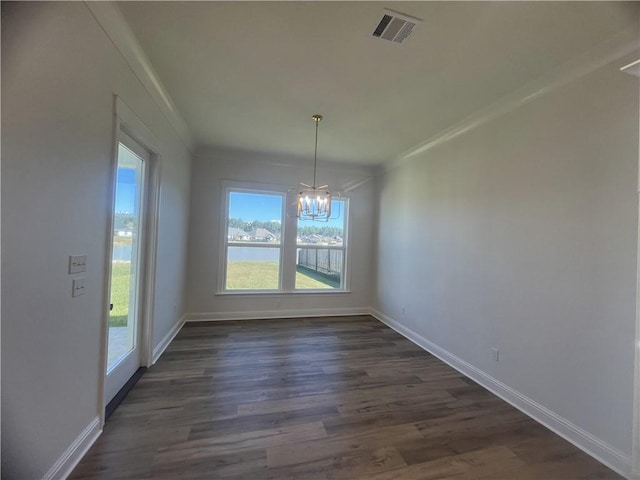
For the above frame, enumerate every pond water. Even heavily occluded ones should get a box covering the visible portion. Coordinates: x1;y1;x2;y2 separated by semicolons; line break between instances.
113;244;132;261
228;246;280;262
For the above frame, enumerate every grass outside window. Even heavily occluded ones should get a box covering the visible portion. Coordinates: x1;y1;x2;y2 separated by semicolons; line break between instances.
109;260;335;327
226;261;334;290
109;262;131;327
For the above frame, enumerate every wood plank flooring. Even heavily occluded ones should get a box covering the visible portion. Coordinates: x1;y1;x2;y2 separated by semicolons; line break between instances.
72;315;622;479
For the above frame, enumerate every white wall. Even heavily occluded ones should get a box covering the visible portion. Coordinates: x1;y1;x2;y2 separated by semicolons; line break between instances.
374;57;639;471
2;2;635;478
186;149;375;318
1;3;191;478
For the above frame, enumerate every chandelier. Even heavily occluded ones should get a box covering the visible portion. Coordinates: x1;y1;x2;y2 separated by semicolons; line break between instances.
298;114;332;222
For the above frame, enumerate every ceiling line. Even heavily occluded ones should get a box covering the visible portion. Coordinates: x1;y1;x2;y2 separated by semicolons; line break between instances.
84;1;195;152
195;147;375;176
384;26;639;173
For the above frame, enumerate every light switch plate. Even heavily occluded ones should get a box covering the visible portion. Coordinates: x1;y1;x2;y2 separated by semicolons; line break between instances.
69;255;87;274
72;277;86;297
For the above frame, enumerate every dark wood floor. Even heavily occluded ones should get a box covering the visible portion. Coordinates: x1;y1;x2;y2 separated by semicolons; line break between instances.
72;315;621;479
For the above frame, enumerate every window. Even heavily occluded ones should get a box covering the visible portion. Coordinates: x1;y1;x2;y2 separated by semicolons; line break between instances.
223;190;284;291
296;199;347;290
220;183;349;293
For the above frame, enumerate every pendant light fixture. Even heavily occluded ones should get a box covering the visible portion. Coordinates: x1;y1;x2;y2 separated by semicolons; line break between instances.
298;114;332;222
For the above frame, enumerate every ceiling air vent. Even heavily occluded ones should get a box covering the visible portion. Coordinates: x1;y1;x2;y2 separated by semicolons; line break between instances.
372;9;422;44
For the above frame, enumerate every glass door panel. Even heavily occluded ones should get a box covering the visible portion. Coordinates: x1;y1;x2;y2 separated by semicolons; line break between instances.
107;143;144;372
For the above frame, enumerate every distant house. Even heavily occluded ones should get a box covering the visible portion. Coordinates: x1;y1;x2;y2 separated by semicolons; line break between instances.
228;227;250;241
297;233;323;245
297;233;343;246
252;228;279;242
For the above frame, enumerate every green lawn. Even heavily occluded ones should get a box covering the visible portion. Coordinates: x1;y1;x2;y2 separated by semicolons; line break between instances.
110;261;337;328
296;266;340;289
226;261;337;290
109;262;131;327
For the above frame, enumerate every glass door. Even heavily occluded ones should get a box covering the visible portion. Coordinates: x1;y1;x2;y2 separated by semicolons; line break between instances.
105;133;149;405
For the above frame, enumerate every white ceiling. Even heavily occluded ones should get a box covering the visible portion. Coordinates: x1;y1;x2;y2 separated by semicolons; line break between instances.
117;1;638;166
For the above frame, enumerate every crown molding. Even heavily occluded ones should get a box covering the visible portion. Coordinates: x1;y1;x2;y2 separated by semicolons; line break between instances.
384;27;640;173
621;58;640;78
84;1;195;152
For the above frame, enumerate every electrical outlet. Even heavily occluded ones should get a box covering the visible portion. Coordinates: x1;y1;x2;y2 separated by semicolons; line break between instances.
492;347;500;362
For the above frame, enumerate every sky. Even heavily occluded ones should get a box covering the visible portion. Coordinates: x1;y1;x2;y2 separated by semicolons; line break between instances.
115;143;141;214
229;191;345;229
115;167;137;214
115;179;345;228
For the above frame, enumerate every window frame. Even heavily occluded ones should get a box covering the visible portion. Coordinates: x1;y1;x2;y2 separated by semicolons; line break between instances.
217;180;350;295
294;197;349;292
219;181;287;293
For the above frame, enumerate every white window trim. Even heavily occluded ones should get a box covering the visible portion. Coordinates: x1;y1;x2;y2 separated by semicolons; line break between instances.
217;180;350;295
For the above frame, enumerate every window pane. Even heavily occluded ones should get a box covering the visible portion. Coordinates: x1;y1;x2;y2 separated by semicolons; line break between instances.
226;246;280;290
296;199;345;246
108;144;144;370
228;192;282;245
295;248;343;289
296;199;345;289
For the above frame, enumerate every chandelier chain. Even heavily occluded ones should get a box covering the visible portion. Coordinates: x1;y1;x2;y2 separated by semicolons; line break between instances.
313;119;318;187
298;114;333;222
313;115;321;188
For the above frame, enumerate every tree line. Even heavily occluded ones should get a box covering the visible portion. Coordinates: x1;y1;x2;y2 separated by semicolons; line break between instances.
229;218;342;237
297;225;343;237
229;218;282;234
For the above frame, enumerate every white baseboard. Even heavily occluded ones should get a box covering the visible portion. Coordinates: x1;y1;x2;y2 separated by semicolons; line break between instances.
43;416;101;480
185;307;370;323
369;308;632;479
152;315;186;364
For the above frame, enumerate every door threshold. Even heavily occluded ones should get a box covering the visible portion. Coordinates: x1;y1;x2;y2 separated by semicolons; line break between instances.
105;367;146;421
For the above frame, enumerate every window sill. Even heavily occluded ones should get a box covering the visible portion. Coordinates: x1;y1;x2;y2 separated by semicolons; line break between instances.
215;290;352;296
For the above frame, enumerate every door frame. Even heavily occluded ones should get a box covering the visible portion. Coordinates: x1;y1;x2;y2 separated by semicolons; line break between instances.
98;95;161;425
633;75;640;480
629;71;640;480
634;198;640;479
